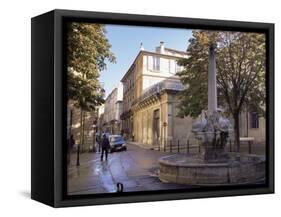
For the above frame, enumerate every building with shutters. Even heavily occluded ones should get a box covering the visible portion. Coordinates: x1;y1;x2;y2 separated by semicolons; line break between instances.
120;42;194;149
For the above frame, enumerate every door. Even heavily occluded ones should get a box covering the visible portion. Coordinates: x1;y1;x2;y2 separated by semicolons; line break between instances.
153;109;160;149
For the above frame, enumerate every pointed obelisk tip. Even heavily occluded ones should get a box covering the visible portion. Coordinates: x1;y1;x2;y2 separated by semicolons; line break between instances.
209;42;217;51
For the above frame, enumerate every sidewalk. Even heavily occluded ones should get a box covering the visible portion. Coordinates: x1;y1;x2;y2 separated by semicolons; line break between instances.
125;141;157;150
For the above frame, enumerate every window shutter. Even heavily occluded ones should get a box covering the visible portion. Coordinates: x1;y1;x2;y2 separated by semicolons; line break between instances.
169;59;175;74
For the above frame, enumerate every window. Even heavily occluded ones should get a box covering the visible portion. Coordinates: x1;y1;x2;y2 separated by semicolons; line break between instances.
153;56;160;71
169;59;175;74
250;112;259;129
175;63;183;73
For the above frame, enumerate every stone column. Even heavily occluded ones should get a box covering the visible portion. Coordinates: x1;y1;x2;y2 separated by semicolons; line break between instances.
208;44;217;114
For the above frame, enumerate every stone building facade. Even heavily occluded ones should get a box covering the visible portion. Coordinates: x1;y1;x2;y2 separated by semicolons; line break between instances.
121;42;193;149
239;111;266;143
67;101;97;152
103;83;123;134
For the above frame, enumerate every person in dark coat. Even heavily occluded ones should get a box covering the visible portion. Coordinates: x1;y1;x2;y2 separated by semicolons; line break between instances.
70;135;75;149
101;134;110;161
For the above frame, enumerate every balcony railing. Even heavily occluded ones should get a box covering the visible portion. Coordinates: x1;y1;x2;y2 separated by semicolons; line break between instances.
132;80;184;105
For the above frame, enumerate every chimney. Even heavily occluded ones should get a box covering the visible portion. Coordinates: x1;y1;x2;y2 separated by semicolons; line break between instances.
140;42;144;51
160;41;165;54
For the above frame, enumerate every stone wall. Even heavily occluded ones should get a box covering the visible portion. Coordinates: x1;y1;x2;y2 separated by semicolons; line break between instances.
132;92;193;149
131;91;265;150
67;103;96;152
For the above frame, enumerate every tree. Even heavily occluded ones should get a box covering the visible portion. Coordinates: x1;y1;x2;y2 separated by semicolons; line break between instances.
67;22;116;149
177;30;266;151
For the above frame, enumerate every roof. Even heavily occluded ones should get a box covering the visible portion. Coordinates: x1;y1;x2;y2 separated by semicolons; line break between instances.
120;49;187;82
164;47;188;55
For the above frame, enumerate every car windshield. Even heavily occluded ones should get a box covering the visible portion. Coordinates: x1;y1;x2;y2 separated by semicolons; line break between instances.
110;136;123;142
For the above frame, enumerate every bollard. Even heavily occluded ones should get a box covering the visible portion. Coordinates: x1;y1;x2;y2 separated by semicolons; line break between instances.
177;140;180;153
187;140;190;154
229;139;232;152
248;141;252;154
170;140;172;153
116;182;124;193
198;144;201;153
164;139;166;152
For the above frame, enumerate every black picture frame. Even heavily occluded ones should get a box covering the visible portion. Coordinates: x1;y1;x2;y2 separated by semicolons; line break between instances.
31;9;274;207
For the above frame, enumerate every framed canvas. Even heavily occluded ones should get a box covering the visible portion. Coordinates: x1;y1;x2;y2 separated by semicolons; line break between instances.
31;9;274;207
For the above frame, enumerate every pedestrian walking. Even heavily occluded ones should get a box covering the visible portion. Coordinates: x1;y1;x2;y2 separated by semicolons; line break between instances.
70;135;75;149
101;134;110;161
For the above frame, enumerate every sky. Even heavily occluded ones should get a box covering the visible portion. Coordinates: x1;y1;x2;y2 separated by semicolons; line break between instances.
99;24;193;97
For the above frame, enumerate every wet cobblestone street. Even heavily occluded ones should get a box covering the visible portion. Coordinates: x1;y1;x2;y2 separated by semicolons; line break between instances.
68;143;191;195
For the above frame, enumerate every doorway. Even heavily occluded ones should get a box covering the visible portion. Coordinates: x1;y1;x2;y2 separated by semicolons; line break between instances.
153;109;160;149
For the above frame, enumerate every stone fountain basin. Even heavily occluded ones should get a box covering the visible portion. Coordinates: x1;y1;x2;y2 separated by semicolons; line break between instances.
159;153;265;185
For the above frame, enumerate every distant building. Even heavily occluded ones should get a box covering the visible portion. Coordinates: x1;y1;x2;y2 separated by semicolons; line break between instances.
96;104;105;134
103;83;123;134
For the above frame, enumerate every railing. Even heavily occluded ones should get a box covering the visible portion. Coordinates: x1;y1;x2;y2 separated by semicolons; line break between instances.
152;138;265;155
153;138;201;154
228;138;265;155
132;80;184;105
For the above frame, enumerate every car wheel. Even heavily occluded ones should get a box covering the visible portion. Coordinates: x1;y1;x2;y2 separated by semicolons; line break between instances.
123;147;127;151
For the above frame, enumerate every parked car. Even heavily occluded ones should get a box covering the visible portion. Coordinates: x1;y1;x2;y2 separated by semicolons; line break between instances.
108;135;127;152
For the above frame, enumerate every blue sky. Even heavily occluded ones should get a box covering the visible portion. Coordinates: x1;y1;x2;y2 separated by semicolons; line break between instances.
100;24;193;97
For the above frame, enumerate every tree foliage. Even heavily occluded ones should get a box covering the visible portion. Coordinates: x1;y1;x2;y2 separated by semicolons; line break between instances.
177;30;266;149
67;22;116;111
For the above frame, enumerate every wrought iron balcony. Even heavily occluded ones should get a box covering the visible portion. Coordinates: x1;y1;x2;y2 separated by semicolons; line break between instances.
132;80;184;106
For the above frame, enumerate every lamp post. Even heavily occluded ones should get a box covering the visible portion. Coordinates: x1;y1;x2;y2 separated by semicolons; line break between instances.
67;109;73;165
76;144;80;166
92;124;96;152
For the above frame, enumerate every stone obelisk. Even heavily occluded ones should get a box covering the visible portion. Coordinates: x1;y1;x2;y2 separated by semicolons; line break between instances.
208;44;217;114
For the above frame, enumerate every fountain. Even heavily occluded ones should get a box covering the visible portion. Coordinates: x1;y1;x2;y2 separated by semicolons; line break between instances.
191;43;231;163
158;44;265;185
